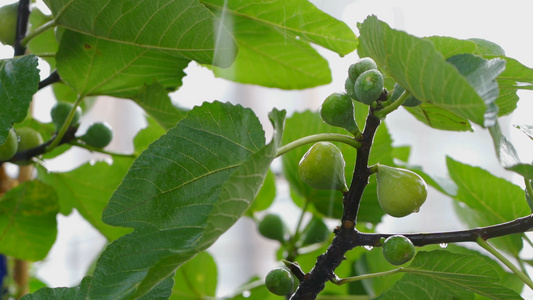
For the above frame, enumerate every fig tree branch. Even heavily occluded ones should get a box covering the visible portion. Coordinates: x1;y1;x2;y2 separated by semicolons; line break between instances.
290;107;381;300
38;70;60;90
14;0;30;56
342;107;381;226
357;214;533;247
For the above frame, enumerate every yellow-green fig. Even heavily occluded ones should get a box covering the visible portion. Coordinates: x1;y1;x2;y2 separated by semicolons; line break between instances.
376;164;427;217
0;128;18;161
298;142;348;192
0;3;18;46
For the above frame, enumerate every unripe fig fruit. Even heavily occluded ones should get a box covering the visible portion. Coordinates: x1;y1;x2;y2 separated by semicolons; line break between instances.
319;93;357;134
0;128;18;161
0;3;18;46
258;214;287;243
354;69;384;105
382;235;415;265
300;216;330;246
15;127;44;165
265;267;294;296
376;164;427;218
50;101;82;131
389;84;421;107
80;122;113;148
298;142;348;192
344;77;356;99
348;57;378;81
16;127;43;152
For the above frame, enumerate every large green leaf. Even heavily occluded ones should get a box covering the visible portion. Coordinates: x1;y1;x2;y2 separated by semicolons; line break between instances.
170;251;217;299
427;36;522;118
56;30;190;98
380;251;521;299
72;102;285;299
403;104;472;131
205;0;357;88
446;157;530;255
44;0;237;67
203;0;356;55
0;181;58;261
23;277;92;300
489;123;533;180
0;55;40;144
358;16;488;126
445;54;505;127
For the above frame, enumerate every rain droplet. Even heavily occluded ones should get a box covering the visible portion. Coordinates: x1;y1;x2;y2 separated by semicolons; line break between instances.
413;208;420;213
364;245;373;250
242;290;251;298
439;243;448;248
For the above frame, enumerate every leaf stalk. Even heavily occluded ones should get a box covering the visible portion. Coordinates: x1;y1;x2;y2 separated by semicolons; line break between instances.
476;237;533;290
276;133;361;157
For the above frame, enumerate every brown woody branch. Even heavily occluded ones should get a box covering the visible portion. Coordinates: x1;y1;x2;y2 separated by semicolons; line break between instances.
290;107;381;300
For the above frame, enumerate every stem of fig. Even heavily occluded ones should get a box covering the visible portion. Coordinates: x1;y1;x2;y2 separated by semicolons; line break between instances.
525;179;533;213
523;234;533;248
333;267;405;285
20;20;56;46
286;201;310;261
46;95;84;152
70;141;137;158
368;164;378;174
374;90;410;119
476;237;533;290
276;133;361;157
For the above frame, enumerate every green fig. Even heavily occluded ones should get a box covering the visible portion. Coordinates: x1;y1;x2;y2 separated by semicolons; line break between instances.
300;216;330;246
382;235;416;265
15;127;44;165
0;128;18;161
265;267;294;296
319;93;357;134
0;2;18;46
258;214;287;243
50;101;82;131
344;77;356;99
298;142;348;192
16;127;43;152
348;57;378;81
80;122;113;148
376;164;427;218
354;69;384;105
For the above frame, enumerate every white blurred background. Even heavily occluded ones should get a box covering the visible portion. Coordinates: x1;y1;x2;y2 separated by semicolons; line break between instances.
1;0;532;298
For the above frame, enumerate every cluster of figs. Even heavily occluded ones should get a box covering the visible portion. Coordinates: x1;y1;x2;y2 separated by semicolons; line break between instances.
264;58;428;296
0;102;113;164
